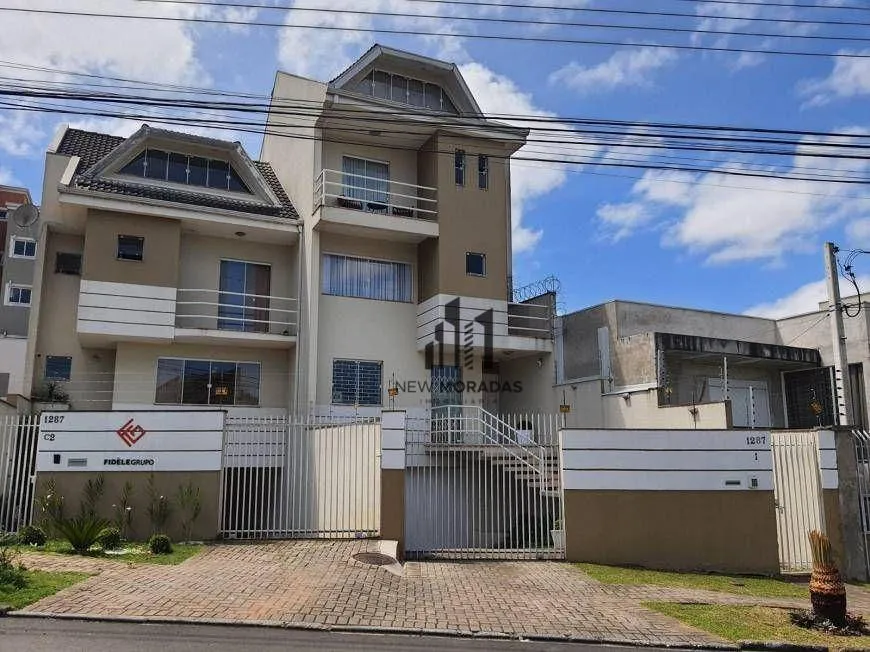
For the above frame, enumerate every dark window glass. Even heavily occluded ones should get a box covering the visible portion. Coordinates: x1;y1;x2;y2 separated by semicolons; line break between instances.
425;84;442;111
407;79;424;107
145;149;168;180
207;160;229;190
228;166;250;193
466;252;485;276
355;71;374;94
331;359;382;406
455;150;465;186
9;286;31;305
44;356;72;381
13;239;36;257
441;92;457;114
391;74;407;102
55;252;82;275
119;151;147;177
209;361;236;405
188;156;208;186
357;361;383;406
235;363;261;406
478;155;489;189
373;71;390;99
167;152;189;184
182;360;210;405
155;358;184;404
117;235;144;261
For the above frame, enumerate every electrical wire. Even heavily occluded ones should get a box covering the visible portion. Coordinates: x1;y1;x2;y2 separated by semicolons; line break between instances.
0;5;869;58
840;248;868;317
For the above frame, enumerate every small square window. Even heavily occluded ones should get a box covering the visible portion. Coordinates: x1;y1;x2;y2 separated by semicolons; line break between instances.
45;356;72;381
466;252;486;277
55;252;82;275
455;150;466;186
478;155;489;190
11;238;36;259
117;235;144;261
6;284;31;306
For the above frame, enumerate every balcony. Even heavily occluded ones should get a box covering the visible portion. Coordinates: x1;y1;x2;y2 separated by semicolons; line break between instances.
313;169;438;242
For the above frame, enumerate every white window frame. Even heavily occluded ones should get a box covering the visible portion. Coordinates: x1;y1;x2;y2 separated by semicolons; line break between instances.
321;251;415;303
10;236;37;259
4;282;32;307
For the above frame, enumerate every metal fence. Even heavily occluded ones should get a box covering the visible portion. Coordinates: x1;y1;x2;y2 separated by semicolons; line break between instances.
0;414;39;534
221;413;381;539
852;429;870;578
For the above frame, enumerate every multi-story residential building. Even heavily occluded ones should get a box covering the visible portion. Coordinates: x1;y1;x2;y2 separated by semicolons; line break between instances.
0;184;37;407
260;44;555;417
553;298;869;431
26;125;302;414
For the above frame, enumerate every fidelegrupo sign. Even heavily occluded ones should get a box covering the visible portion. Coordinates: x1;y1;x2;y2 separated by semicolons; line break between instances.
36;411;225;473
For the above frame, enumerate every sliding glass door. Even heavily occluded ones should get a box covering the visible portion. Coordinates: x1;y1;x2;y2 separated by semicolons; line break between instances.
218;260;271;333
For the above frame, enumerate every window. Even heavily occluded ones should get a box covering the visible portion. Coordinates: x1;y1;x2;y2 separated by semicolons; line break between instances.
11;237;36;259
341;157;389;206
45;356;72;381
55;252;82;275
354;70;458;114
332;359;383;406
322;253;412;302
0;209;7;220
155;358;261;406
117;235;144;261
5;283;31;306
118;148;251;193
455;150;466;186
466;252;486;277
218;260;271;333
478;155;489;190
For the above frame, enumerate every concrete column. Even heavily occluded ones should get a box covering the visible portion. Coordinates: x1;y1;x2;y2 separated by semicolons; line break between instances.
380;410;406;558
833;428;869;581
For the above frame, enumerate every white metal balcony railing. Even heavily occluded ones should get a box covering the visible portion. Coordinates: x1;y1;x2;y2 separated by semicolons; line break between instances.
314;169;437;221
175;289;298;336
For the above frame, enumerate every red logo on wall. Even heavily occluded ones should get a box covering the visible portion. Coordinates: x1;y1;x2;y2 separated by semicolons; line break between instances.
117;419;147;447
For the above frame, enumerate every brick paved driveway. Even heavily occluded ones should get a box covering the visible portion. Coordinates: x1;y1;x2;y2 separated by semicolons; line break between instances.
13;540;838;645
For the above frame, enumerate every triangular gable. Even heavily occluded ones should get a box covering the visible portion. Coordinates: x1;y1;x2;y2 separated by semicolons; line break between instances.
329;44;483;117
82;125;282;207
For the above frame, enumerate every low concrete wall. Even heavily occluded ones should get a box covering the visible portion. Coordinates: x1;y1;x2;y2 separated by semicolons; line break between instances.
563;489;780;574
35;471;220;542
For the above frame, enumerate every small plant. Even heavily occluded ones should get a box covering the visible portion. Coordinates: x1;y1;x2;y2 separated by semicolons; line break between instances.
80;474;105;518
148;533;172;555
17;524;47;546
112;481;135;540
35;479;64;537
176;482;202;543
96;526;121;551
54;515;109;554
32;381;70;404
0;544;27;590
146;474;172;534
808;529;847;627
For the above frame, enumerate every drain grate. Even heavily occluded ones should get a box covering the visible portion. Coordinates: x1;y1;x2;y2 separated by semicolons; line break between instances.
353;552;395;566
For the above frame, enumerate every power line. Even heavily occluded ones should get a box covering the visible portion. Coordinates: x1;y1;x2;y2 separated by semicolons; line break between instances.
667;0;870;12
127;0;870;44
1;5;869;58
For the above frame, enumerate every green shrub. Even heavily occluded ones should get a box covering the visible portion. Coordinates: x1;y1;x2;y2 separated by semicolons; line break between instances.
17;525;47;546
148;534;172;555
54;515;109;554
176;482;202;543
0;545;26;589
97;526;121;551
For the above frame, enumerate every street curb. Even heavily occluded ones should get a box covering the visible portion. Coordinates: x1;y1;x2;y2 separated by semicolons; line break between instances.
8;611;739;649
738;642;828;652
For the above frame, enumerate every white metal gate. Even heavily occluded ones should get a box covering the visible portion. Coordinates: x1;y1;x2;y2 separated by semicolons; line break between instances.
771;430;826;574
851;429;870;578
220;414;381;539
0;414;39;533
405;406;563;560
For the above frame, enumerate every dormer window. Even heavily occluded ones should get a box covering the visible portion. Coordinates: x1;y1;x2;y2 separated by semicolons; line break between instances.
119;148;252;193
355;70;458;114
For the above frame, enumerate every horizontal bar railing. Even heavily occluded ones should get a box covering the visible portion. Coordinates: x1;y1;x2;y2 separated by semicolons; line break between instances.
315;169;438;221
507;301;552;338
176;288;298;335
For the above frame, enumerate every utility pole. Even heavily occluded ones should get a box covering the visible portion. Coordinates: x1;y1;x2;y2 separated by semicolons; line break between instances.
824;241;853;426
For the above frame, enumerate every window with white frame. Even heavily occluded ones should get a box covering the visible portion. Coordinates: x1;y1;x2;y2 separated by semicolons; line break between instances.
154;358;261;406
478;155;489;190
332;359;383;406
341;156;389;205
322;253;412;302
118;148;252;193
5;283;32;306
11;237;36;259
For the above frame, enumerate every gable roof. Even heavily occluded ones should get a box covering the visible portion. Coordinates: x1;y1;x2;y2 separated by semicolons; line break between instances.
56;126;300;221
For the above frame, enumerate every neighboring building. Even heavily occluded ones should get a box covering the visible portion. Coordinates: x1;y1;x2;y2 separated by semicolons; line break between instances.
0;184;37;406
260;44;555;417
27;124;302;414
554;299;869;430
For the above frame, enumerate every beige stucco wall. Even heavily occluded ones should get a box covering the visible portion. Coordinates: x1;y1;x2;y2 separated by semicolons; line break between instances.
82;210;181;288
112;341;291;410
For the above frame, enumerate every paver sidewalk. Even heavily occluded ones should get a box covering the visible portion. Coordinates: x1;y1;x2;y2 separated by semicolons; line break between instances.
15;541;868;646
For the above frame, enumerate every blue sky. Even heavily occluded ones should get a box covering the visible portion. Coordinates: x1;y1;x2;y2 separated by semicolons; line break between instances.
1;0;869;319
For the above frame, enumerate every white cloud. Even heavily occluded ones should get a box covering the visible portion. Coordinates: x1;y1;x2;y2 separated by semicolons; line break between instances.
596;202;651;241
0;111;46;157
848;218;870;245
745;274;870;318
799;52;870;106
0;167;21;187
549;48;677;94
